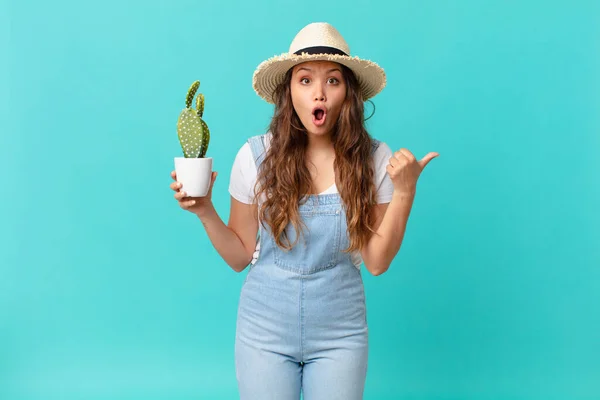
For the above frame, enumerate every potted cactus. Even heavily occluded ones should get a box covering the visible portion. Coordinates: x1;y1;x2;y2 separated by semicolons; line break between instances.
174;80;213;197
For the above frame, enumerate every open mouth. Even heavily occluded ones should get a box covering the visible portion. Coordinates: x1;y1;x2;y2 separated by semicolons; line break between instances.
312;106;327;126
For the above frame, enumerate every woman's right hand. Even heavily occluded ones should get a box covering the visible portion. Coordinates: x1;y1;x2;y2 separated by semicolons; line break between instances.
170;170;218;217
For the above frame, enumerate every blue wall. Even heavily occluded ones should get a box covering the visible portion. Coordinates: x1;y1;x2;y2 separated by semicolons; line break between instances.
2;0;599;399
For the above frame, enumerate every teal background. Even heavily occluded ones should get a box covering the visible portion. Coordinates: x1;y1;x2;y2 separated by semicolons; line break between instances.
2;0;599;399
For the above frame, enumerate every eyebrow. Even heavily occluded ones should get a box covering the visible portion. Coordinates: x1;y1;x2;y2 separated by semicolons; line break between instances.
296;67;342;73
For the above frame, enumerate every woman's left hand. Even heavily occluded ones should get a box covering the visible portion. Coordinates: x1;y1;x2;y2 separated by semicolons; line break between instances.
386;149;439;195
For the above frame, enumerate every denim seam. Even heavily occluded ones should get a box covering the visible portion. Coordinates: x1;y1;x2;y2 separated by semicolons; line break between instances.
300;276;305;362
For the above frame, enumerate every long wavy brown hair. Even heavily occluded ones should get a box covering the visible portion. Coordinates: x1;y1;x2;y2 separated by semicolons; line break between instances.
252;63;379;254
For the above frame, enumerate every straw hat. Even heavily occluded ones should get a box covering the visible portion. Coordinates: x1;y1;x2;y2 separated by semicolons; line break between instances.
252;22;386;104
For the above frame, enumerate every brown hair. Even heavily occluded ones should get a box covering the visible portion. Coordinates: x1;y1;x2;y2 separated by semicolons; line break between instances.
253;63;378;253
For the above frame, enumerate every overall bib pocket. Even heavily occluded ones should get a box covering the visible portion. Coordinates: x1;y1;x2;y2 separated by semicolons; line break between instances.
272;208;342;274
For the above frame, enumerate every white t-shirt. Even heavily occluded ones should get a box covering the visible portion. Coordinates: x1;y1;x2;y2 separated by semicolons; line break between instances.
228;133;395;268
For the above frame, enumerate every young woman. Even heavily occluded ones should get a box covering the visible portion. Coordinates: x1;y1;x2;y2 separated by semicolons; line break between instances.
170;22;438;400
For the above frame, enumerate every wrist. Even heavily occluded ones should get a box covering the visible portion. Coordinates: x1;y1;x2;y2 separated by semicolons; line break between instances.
195;202;216;222
392;189;416;199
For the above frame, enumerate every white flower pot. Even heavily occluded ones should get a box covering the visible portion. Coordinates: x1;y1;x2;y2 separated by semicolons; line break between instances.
174;157;213;197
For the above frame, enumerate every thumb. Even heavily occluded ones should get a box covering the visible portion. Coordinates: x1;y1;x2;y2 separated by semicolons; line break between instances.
418;152;439;169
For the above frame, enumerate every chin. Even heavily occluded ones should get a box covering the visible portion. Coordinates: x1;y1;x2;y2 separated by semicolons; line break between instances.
305;121;333;134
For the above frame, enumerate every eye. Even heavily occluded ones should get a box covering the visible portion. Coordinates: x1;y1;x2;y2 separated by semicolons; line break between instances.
328;77;340;84
300;77;310;84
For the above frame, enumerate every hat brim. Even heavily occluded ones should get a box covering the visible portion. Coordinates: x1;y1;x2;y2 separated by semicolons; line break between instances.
252;53;386;104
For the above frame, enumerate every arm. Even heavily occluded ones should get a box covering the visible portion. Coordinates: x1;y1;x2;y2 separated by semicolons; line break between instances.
191;141;260;273
197;196;259;273
360;144;439;276
360;191;415;276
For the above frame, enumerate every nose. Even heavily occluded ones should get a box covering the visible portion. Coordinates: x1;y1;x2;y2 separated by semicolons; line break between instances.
313;84;326;102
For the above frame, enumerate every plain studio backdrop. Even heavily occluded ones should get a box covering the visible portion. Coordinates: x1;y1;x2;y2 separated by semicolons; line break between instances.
1;0;599;399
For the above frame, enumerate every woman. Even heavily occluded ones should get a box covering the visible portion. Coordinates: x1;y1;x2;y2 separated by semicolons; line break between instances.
170;22;438;400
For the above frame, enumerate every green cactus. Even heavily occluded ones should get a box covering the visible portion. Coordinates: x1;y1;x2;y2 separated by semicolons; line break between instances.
177;80;211;158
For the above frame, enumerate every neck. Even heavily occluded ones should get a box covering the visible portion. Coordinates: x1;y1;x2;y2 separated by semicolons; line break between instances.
305;132;334;155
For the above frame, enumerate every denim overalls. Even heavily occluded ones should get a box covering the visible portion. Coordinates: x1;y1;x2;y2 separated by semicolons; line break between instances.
235;134;380;400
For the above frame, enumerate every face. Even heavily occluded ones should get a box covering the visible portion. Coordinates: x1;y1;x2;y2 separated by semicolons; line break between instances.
290;60;347;137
